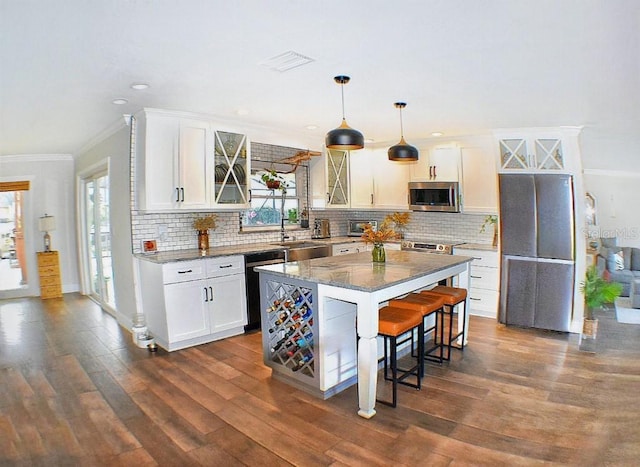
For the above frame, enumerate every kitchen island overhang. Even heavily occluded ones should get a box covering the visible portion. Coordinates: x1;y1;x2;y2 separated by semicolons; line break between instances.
256;250;473;419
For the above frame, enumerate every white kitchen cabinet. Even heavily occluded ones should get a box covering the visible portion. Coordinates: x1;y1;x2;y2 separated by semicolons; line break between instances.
409;144;460;182
453;247;499;318
350;148;409;209
495;127;582;173
138;255;247;351
332;242;367;256
460;139;498;214
326;148;350;208
212;130;250;207
135;110;211;211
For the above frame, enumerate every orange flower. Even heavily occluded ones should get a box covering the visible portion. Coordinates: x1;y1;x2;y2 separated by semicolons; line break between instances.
361;219;396;245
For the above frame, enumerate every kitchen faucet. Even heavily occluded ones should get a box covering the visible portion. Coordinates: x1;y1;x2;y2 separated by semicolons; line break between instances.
280;191;289;243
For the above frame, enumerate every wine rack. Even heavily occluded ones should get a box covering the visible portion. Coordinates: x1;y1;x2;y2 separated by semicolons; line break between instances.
263;279;316;378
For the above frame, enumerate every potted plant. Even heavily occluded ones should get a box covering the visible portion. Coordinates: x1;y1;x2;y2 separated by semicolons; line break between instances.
193;214;217;252
480;215;499;247
260;170;286;191
579;264;622;351
361;218;397;263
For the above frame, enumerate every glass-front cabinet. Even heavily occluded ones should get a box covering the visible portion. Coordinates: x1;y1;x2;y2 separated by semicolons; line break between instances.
212;130;250;207
499;137;564;171
326;148;350;207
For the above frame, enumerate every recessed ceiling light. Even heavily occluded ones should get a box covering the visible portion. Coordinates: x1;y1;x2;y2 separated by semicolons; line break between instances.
306;125;318;130
112;98;128;105
130;83;150;90
431;132;443;137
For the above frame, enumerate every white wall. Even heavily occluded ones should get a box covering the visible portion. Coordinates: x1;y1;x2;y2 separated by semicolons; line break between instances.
0;155;79;298
75;124;137;328
583;170;640;248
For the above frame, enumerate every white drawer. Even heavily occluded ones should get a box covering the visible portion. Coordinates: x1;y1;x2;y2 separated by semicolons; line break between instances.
467;288;499;317
456;248;498;268
470;266;499;291
163;260;207;284
206;255;244;278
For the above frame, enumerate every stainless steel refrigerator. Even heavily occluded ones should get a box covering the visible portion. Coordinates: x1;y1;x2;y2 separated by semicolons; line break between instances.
498;173;575;332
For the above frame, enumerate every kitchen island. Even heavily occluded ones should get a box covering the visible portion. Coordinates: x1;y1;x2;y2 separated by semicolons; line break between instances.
255;250;472;419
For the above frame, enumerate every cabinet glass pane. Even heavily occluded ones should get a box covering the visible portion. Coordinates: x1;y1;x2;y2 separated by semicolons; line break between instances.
327;149;348;206
500;139;529;169
213;131;248;204
535;139;564;170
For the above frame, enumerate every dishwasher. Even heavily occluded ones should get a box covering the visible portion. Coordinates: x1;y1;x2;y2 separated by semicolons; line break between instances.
244;250;286;332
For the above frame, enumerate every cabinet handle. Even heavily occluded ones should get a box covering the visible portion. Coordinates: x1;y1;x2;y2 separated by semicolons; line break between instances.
180;187;185;202
470;275;482;279
433;165;437;179
219;264;233;269
470;297;481;301
176;187;180;203
177;269;193;274
370;193;373;205
473;257;483;260
326;192;330;203
248;189;252;202
339;249;349;253
209;286;213;300
204;287;209;302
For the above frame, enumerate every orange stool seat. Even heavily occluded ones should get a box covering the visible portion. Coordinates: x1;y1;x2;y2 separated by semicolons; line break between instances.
377;306;424;408
420;286;468;359
389;293;446;367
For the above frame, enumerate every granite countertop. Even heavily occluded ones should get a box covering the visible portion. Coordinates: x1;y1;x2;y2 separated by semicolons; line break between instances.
255;250;472;292
454;243;498;252
135;242;287;263
135;237;400;264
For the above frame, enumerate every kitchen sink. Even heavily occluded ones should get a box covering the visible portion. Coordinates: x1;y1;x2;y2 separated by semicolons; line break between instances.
271;241;332;261
271;240;324;248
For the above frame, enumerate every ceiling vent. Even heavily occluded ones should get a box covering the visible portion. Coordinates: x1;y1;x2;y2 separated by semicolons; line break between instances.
261;50;315;72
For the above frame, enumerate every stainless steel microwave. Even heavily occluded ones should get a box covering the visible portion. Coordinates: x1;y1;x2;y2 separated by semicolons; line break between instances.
408;181;460;212
347;219;378;237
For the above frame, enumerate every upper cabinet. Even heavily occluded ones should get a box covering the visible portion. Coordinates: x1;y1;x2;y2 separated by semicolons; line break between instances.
459;137;499;214
409;145;460;182
212;130;250;206
350;148;410;209
495;127;582;173
135;109;250;212
326;149;350;208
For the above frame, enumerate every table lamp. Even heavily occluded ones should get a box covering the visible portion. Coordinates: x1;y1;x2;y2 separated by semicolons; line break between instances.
39;214;56;252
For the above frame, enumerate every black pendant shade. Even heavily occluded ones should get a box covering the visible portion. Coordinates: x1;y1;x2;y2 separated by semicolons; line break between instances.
388;102;419;161
326;76;364;150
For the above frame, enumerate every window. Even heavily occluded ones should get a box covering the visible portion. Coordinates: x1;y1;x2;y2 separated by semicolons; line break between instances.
242;170;300;228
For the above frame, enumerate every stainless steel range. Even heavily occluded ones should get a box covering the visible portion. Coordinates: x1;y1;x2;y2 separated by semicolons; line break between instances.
401;240;465;255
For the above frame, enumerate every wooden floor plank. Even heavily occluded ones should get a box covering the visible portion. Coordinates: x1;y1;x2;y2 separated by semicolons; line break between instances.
1;294;640;465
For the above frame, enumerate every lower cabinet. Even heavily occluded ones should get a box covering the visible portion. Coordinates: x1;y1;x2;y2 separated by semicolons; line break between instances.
332;241;367;256
138;255;247;351
453;247;499;318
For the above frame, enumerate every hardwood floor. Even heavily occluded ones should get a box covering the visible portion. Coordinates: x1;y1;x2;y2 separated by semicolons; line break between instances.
1;294;639;466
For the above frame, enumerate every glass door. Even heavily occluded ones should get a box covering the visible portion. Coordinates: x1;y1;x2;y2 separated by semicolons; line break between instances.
0;185;28;294
83;172;114;309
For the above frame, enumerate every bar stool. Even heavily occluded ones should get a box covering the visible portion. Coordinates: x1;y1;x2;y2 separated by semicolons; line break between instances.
376;306;424;408
420;285;468;360
389;293;446;370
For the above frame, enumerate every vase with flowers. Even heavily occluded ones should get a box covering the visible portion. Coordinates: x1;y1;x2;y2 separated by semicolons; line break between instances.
193;214;217;252
388;211;411;239
361;218;397;263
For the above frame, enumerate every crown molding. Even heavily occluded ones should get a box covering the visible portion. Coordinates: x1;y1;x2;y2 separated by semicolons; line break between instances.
0;154;73;163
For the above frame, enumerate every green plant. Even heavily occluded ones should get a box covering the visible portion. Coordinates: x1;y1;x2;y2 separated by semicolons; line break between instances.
260;170;287;191
480;215;498;233
580;265;623;319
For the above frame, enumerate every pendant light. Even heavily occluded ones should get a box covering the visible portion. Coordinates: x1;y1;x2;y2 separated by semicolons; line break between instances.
388;102;419;161
325;75;364;150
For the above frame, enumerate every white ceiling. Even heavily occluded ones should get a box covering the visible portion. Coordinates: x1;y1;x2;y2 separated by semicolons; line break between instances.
1;1;639;168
